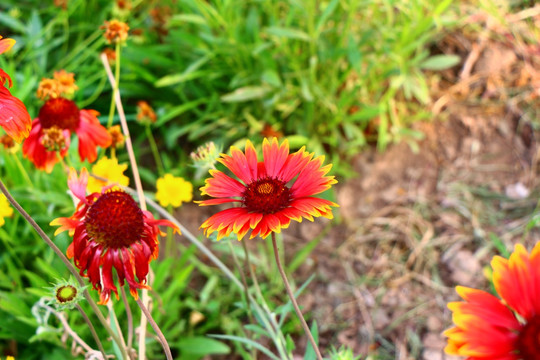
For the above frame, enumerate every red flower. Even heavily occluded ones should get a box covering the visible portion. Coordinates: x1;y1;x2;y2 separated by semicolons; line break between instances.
198;138;338;240
51;168;178;304
0;36;31;143
445;243;540;359
22;97;111;172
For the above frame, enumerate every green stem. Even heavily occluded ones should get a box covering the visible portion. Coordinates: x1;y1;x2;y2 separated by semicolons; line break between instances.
107;43;121;128
271;233;322;360
145;125;165;176
0;179;129;360
12;153;33;188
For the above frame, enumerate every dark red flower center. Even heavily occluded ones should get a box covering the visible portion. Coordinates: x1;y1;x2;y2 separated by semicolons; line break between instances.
242;177;291;214
517;315;540;360
39;97;80;131
84;190;144;249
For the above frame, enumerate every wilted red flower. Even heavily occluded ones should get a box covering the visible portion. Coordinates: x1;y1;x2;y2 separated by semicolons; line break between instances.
136;100;157;124
51;168;178;304
102;20;129;44
22;97;111;172
445;243;540;359
0;36;32;143
198;138;338;240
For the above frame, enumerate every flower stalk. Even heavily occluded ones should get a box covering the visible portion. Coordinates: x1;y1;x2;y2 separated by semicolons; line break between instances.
271;233;323;360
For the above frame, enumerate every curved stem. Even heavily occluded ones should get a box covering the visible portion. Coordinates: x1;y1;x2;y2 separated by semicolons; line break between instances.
135;298;173;360
120;286;134;349
76;303;109;359
271;233;323;360
0;179;129;360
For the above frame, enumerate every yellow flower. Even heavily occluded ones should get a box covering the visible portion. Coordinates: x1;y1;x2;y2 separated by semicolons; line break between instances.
87;157;129;194
156;174;193;208
0;194;14;227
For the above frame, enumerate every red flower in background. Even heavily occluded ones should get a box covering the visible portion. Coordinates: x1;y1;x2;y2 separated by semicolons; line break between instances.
51;168;178;304
0;36;31;143
445;243;540;359
22;97;111;172
198;138;338;240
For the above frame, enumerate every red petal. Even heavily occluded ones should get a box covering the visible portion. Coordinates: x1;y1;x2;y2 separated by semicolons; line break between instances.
22;120;70;173
262;137;289;178
200;169;246;198
75;109;111;163
0;37;15;55
0;84;32;142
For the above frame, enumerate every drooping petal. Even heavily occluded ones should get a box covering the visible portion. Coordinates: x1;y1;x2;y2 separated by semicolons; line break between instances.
75;109;111;163
0;84;32;143
50;217;80;236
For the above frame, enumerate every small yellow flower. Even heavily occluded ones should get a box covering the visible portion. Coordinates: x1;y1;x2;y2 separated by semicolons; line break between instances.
156;174;193;208
87;157;129;194
0;194;14;227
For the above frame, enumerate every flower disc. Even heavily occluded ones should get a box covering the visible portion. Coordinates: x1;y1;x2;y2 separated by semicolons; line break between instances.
243;177;291;214
84;190;144;248
517;315;540;359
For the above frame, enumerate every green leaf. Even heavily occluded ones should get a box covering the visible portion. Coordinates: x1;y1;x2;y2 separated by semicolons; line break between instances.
303;320;319;360
316;0;339;35
209;334;280;360
420;54;461;70
264;26;311;42
176;336;230;356
221;85;272;103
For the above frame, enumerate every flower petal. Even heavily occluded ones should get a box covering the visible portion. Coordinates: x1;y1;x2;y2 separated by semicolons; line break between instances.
262;137;289;178
0;84;32;142
75;109;111;163
200;169;246;198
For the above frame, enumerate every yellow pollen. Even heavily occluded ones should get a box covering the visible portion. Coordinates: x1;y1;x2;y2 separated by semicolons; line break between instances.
257;183;274;195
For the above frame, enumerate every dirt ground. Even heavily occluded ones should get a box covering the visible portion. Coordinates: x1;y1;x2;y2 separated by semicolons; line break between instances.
177;5;540;359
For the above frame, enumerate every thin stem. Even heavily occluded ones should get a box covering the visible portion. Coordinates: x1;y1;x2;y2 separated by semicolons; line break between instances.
76;303;109;359
0;179;129;360
101;53;152;360
12;154;33;188
126;189;291;359
120;285;134;349
227;241;257;357
135;298;173;360
41;303;93;353
107;301;129;358
271;233;323;360
107;43;121;128
145;125;165;176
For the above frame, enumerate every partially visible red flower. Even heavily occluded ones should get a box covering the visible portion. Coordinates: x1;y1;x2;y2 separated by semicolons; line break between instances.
22;97;111;172
51;168;178;304
0;36;15;54
445;242;540;359
198;138;338;240
0;36;31;143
